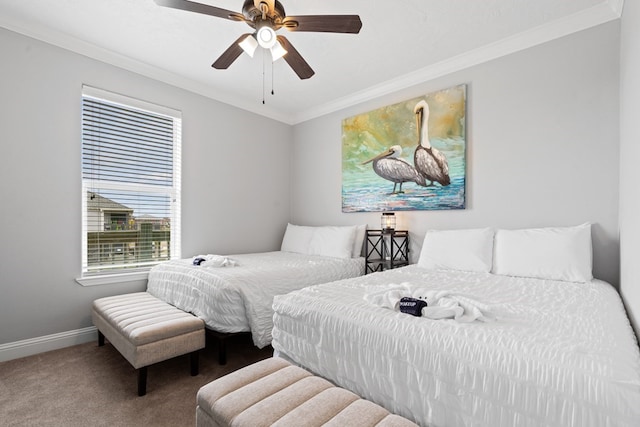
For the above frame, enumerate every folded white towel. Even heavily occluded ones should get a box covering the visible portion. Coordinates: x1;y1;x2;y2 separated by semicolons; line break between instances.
364;282;496;323
193;254;238;268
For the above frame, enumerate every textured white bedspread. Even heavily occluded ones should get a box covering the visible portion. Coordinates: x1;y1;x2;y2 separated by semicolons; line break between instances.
147;251;364;348
272;265;640;427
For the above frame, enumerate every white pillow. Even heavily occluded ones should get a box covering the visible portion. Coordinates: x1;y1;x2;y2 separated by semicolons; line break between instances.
280;224;315;254
492;223;593;282
309;226;357;259
352;224;367;257
418;228;495;272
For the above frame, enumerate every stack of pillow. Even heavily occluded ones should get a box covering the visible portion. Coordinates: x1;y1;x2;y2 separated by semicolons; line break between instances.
281;223;367;259
418;223;593;283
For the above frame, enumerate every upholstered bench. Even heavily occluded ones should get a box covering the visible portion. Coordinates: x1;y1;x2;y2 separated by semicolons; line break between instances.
92;292;205;396
196;358;418;427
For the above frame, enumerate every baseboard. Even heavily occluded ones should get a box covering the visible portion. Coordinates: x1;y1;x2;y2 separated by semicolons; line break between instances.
0;326;98;363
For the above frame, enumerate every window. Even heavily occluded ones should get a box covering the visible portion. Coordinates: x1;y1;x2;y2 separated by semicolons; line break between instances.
80;86;181;280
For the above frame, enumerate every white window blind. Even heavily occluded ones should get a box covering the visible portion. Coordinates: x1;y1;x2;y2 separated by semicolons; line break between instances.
81;86;181;277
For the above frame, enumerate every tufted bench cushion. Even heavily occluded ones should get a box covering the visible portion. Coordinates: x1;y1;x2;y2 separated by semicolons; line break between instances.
196;358;418;427
92;292;205;396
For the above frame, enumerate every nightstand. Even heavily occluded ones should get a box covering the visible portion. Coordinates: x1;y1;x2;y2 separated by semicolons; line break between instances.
364;229;409;274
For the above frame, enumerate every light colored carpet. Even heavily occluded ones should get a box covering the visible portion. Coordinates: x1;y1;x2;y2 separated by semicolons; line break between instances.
0;334;272;426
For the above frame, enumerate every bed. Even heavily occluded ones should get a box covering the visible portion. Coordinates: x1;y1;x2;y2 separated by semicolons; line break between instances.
146;224;366;349
271;225;640;426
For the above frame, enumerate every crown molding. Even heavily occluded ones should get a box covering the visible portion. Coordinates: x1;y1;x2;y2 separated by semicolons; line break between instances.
0;16;292;124
0;0;624;126
291;0;624;124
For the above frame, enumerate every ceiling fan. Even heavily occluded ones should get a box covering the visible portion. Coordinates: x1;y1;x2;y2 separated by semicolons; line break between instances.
155;0;362;79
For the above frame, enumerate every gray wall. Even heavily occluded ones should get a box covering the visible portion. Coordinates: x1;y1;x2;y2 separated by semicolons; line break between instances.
291;21;621;286
620;1;640;336
0;27;292;345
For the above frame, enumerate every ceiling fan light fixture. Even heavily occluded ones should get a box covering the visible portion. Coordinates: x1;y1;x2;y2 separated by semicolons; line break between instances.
256;25;277;49
239;33;258;57
270;41;287;62
155;0;362;80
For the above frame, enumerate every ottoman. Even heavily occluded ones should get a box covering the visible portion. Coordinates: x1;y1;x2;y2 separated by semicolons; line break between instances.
196;357;418;426
92;292;205;396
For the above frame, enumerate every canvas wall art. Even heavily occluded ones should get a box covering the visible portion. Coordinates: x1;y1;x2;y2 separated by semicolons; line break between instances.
342;84;466;212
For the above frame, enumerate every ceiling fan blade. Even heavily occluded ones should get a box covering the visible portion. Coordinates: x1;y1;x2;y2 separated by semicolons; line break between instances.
283;15;362;34
276;36;315;79
212;34;250;69
155;0;242;21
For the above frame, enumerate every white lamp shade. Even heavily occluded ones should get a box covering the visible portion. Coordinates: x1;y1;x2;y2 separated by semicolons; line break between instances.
270;41;287;61
239;34;258;57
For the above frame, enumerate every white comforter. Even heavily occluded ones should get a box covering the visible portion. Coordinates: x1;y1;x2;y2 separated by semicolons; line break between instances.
272;265;640;427
147;251;364;348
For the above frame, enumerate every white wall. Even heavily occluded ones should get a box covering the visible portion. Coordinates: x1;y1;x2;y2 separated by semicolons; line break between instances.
291;21;621;286
619;1;640;336
0;27;292;345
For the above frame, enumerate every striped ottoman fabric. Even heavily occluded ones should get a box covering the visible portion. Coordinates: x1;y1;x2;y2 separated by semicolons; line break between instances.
196;358;418;427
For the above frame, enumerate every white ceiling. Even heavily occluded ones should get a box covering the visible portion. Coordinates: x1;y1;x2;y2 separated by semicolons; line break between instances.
0;0;624;124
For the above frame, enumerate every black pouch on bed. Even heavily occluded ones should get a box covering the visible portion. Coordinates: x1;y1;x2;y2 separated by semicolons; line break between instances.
399;297;427;317
193;257;206;266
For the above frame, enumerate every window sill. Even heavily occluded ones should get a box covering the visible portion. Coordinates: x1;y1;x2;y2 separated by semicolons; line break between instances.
76;271;149;287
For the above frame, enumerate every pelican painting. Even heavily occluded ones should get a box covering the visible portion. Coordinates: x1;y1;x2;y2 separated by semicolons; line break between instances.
363;145;426;194
341;84;466;212
414;100;450;187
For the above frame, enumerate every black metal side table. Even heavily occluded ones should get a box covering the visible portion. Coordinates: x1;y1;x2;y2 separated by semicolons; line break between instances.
364;229;409;274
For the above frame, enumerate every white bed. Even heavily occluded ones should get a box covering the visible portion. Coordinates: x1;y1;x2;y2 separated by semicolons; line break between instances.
271;226;640;427
147;251;364;348
146;223;367;349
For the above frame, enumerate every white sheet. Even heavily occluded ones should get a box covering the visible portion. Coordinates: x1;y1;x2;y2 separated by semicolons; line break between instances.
146;251;364;348
272;265;640;427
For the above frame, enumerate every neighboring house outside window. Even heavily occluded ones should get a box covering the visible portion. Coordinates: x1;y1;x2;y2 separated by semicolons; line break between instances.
87;192;134;232
79;86;181;283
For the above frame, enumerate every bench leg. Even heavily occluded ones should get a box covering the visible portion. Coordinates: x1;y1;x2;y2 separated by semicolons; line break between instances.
218;338;227;365
190;351;199;376
98;330;105;347
138;367;147;396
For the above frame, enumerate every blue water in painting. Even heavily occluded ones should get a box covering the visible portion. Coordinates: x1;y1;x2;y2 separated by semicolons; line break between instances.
342;137;466;212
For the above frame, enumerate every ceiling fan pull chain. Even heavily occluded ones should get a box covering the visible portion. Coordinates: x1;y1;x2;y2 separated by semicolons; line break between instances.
262;48;266;104
271;60;275;96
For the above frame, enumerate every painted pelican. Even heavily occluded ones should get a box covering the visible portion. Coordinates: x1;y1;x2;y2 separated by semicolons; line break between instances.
414;100;450;186
363;145;426;194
